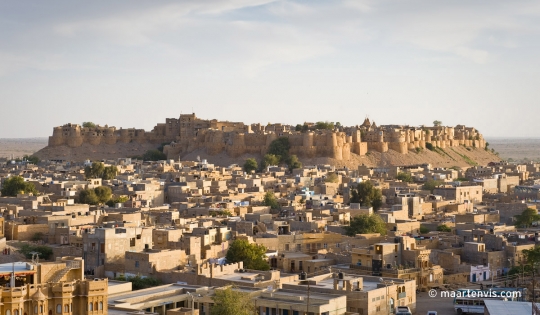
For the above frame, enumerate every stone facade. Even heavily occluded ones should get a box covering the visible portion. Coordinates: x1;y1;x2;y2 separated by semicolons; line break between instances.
47;114;486;161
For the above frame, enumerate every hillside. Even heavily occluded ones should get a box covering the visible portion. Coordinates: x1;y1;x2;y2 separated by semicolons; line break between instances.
180;145;499;168
33;140;499;168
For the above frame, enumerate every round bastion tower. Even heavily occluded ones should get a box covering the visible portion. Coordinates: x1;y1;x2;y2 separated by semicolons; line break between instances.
49;126;65;146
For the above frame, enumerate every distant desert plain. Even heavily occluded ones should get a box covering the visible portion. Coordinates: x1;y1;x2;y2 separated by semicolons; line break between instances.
0;137;539;163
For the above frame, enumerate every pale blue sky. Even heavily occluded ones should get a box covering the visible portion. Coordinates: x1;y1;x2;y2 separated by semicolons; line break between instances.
1;0;539;138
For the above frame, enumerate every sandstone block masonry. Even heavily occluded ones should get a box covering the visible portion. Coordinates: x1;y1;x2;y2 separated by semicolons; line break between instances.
47;114;485;161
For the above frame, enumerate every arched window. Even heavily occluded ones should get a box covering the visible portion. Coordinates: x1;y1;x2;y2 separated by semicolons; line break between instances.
6;310;11;315
14;311;19;315
64;305;68;313
88;303;93;311
98;302;103;310
56;305;61;314
94;302;98;311
39;306;43;314
34;306;38;314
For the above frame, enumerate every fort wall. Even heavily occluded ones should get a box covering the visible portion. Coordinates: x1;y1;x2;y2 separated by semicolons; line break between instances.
46;114;485;161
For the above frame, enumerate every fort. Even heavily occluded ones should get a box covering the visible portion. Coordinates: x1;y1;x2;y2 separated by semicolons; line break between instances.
45;113;486;161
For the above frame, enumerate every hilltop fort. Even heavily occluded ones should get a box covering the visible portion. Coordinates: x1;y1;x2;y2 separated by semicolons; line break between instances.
38;113;490;165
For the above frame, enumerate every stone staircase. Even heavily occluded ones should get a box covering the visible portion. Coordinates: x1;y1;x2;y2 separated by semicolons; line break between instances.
47;260;82;283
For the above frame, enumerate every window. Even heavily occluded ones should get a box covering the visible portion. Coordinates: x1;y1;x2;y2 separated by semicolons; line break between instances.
99;302;103;310
323;243;327;249
65;305;69;313
6;310;10;315
135;261;140;268
56;305;62;314
89;303;93;311
336;243;340;248
34;306;38;314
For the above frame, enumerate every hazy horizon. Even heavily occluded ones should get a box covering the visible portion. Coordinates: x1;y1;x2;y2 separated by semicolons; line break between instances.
2;1;540;138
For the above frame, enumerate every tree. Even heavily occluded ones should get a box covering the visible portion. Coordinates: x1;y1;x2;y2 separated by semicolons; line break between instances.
263;191;279;209
261;154;280;169
78;188;99;205
84;162;105;179
325;173;339;183
433;120;442;127
514;208;540;228
314;121;334;130
115;275;161;290
142;149;167;161
436;224;452;232
267;137;290;161
94;186;112;204
344;214;387;236
82;122;96;128
1;176;38;196
106;195;129;207
286;154;302;172
211;286;257;315
243;158;258;174
102;166;118;180
19;244;53;260
226;239;270;270
295;124;303;131
523;246;540;267
349;181;383;211
23;155;39;164
396;172;413;182
422;179;444;193
419;226;430;234
425;142;435;151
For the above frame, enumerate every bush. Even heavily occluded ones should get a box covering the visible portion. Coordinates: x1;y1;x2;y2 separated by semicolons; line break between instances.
19;244;53;260
142;149;167;161
115;275;161;290
396;172;413;182
425;143;435;151
243;158;258;173
419;226;430;234
325;173;339;183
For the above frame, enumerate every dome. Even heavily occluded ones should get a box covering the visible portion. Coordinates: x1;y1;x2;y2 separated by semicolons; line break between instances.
32;288;46;301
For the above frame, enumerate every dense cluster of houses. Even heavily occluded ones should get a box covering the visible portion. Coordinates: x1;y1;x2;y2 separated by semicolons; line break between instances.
1;156;540;315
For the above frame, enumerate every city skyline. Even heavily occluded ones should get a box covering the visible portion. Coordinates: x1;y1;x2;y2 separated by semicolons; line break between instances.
1;0;540;138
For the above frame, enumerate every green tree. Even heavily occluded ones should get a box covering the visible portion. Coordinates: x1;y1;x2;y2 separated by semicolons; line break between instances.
422;179;444;193
267;137;290;161
115;275;161;290
19;244;53;260
78;188;99;205
436;224;452;232
261;154;280;169
23;155;40;164
396;172;413;182
142;149;167;161
32;232;45;242
523;246;540;267
243;158;258;174
315;121;334;130
514;208;540;228
1;176;38;196
344;214;387;236
94;186;112;204
425;142;435;151
226;239;270;270
349;181;383;211
419;226;430;234
433;120;442;127
325;173;339;183
286;154;302;172
84;162;105;179
211;286;257;315
102;166;118;180
263;191;279;209
106;195;129;207
82;122;96;128
295;124;303;131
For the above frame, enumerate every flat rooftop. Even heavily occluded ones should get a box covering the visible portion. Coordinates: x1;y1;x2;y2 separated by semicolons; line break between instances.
0;262;35;275
484;300;532;315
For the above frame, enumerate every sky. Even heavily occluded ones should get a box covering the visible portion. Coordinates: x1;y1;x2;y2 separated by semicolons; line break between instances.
1;0;539;138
